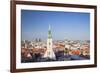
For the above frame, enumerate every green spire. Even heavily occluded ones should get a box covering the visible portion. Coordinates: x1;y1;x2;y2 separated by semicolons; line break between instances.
48;25;52;38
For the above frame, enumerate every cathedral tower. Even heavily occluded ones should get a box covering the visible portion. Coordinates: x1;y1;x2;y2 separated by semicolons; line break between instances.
43;25;55;59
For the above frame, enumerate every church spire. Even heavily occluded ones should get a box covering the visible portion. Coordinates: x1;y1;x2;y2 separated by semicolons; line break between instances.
48;24;52;38
43;24;55;59
49;24;51;30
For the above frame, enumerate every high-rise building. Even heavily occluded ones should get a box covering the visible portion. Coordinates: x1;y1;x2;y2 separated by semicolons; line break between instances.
23;40;27;49
43;25;56;59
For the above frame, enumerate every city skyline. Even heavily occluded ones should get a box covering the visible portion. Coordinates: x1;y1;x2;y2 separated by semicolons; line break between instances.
21;10;90;41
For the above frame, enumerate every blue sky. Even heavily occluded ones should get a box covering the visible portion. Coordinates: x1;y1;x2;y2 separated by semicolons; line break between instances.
21;10;90;41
